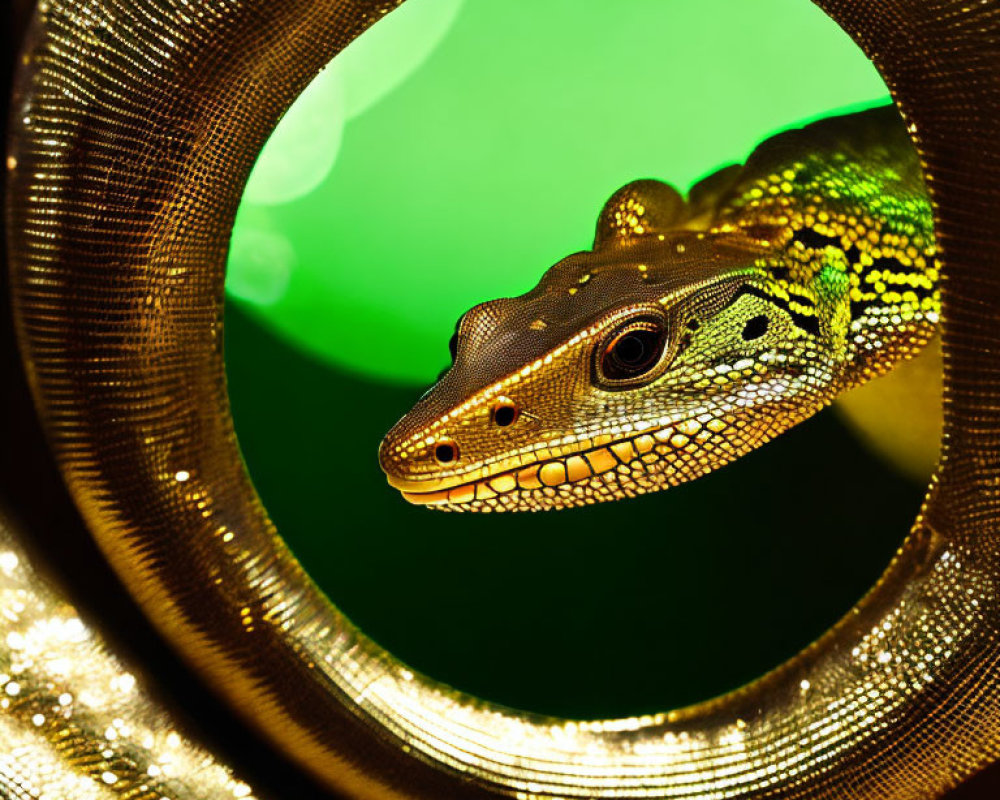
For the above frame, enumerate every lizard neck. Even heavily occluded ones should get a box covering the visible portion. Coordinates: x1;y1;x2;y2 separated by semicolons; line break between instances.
712;112;940;385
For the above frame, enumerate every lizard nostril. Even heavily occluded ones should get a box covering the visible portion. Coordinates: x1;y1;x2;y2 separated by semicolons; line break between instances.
434;439;459;465
491;398;519;428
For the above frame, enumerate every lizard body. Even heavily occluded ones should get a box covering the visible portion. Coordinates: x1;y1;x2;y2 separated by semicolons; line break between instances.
380;105;939;511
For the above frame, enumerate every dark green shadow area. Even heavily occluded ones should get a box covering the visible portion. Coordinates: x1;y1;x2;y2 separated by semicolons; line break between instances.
226;300;925;719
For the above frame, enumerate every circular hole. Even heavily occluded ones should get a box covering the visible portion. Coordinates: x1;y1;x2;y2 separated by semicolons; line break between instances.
434;439;459;464
229;0;906;719
492;399;519;427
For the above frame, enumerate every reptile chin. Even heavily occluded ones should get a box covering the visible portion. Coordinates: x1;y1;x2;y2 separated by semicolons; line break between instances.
387;418;728;512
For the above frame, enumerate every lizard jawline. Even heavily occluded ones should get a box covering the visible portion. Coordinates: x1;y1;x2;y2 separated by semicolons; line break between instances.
394;425;715;509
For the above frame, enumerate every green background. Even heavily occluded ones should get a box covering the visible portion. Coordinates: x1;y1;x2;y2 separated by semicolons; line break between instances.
225;0;923;718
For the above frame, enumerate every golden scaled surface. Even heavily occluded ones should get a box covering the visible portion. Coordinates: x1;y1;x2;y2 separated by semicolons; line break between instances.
0;513;255;800
4;0;1000;798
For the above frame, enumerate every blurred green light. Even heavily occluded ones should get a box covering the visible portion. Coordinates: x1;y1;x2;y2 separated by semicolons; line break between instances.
241;66;345;207
228;0;890;385
226;225;295;306
333;0;465;119
238;0;463;209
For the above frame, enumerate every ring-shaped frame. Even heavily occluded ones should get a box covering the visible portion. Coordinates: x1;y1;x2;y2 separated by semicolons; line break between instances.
7;0;1000;796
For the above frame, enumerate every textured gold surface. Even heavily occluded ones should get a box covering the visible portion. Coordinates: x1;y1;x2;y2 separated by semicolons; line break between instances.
0;512;255;800
5;0;1000;798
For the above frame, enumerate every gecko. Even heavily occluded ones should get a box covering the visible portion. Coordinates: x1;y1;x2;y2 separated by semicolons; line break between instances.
379;105;938;512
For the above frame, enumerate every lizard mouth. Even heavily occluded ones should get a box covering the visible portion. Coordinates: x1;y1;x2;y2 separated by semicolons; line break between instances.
395;444;619;508
389;420;718;510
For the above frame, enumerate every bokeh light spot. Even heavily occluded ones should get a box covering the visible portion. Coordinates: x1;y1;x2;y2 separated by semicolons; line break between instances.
242;66;345;206
226;221;295;306
333;0;465;120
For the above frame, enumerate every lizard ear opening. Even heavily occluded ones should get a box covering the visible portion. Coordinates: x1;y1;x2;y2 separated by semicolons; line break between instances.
593;179;687;249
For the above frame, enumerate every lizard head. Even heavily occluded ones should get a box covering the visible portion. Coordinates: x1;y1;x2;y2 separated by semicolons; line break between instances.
379;178;844;511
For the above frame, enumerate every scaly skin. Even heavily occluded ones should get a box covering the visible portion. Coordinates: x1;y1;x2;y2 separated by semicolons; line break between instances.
380;105;939;512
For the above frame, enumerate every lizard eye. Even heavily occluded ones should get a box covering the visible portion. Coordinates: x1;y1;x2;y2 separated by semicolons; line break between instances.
596;316;669;385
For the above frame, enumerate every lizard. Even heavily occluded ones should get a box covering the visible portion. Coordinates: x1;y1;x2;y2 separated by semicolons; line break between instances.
379;104;940;511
